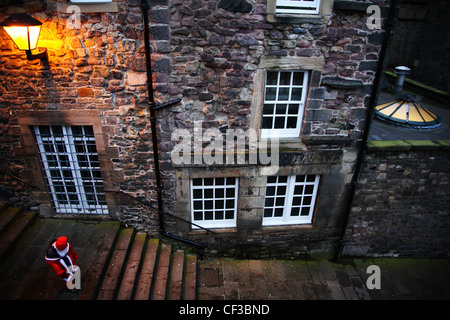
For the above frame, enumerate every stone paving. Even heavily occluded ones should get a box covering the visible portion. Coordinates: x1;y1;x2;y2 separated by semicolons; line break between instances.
198;257;450;300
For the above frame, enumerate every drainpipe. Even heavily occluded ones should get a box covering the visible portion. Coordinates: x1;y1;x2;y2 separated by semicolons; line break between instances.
334;0;402;262
141;0;164;232
140;1;204;255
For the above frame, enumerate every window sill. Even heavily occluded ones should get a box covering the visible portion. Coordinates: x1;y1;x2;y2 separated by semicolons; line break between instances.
57;3;119;13
267;13;330;24
260;224;314;233
189;227;237;234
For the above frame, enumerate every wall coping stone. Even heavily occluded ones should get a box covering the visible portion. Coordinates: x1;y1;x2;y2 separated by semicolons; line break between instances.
367;140;450;152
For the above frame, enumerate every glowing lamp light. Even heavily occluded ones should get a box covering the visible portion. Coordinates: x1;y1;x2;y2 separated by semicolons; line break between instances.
1;13;46;60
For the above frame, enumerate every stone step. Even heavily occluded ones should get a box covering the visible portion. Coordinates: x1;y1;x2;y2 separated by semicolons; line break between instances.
116;232;146;300
152;242;172;300
95;228;198;300
168;250;184;300
184;254;198;300
96;227;134;300
134;238;159;300
0;205;24;236
0;203;36;263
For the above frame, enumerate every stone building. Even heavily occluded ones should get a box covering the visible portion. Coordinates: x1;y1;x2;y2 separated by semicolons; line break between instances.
0;0;390;258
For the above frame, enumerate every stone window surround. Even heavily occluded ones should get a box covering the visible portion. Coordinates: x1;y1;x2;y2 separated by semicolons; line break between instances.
174;164;330;235
251;56;325;146
49;0;120;13
15;109;121;219
266;0;333;24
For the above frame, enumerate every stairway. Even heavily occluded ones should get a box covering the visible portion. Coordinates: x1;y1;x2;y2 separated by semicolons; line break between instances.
0;200;197;300
0;201;37;263
94;227;198;300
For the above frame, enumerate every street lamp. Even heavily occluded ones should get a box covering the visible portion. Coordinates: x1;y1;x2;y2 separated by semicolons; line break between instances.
0;13;47;60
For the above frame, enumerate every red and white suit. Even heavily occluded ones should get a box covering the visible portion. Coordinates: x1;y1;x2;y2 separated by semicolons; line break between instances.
45;236;79;281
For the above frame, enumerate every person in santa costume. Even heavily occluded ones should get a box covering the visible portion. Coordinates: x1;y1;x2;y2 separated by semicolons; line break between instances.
45;236;79;282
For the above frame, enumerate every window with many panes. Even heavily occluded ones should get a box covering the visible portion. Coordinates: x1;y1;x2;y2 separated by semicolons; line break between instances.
262;70;309;139
276;0;321;15
190;177;238;229
263;175;319;226
33;125;108;215
70;0;112;3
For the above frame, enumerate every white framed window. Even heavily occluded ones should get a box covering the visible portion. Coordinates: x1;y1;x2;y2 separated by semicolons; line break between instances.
262;70;309;139
33;125;109;215
70;0;112;3
263;175;319;226
276;0;322;15
190;177;238;229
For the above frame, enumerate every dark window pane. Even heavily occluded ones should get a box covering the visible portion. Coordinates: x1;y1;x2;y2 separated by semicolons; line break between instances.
263;104;274;115
194;212;202;221
265;87;277;101
294;186;304;195
215;211;224;220
274;117;285;129
205;211;213;220
288;104;299;114
204;189;213;198
265;197;274;207
305;185;314;194
275;104;287;114
216;200;224;209
287;117;297;128
301;207;310;216
193;189;202;199
291;88;302;100
293;72;304;85
303;196;312;205
262;117;273;129
278;88;290;101
264;208;273;217
275;198;285;206
215;189;224;198
226;200;234;209
279;72;291;85
266;71;278;85
292;197;302;206
278;176;288;183
266;186;276;196
277;186;286;195
291;207;300;216
274;208;283;217
204;200;213;210
193;201;203;210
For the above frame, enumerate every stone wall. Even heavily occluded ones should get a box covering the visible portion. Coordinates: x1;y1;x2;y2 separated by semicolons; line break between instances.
1;0;392;257
343;140;450;258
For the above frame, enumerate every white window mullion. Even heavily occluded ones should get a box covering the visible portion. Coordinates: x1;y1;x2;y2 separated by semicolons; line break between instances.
63;126;86;214
283;176;296;224
276;0;321;14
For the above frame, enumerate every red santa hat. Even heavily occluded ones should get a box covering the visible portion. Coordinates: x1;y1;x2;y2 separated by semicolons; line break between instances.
55;236;68;250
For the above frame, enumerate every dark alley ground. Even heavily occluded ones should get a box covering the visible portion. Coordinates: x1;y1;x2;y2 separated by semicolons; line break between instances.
0;216;449;301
